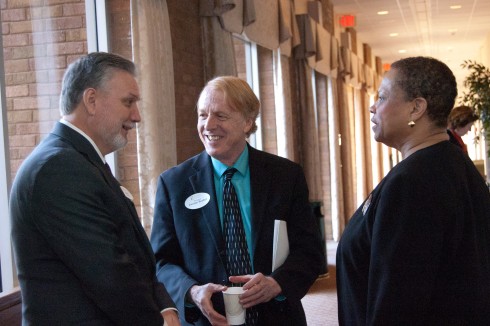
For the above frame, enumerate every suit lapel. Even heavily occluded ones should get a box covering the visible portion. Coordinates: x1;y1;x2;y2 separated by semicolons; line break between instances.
248;145;271;256
189;152;225;254
97;162;156;263
98;163;153;251
52;122;156;265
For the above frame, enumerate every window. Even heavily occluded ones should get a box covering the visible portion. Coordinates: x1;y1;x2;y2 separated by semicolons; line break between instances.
233;35;262;150
0;0;108;294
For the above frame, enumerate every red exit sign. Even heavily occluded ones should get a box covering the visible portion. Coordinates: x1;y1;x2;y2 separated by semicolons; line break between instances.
339;15;355;27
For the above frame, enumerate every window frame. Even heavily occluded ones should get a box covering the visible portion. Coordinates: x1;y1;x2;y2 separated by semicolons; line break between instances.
236;37;262;150
0;22;14;294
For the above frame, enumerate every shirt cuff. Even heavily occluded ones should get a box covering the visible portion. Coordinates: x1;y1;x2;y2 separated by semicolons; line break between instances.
161;307;178;314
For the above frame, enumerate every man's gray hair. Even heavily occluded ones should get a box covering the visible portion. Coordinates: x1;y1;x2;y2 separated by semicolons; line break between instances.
59;52;135;115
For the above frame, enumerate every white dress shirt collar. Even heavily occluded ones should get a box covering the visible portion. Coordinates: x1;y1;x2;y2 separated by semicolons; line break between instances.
59;119;106;163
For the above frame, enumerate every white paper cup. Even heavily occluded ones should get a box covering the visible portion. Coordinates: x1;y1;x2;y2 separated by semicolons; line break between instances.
222;287;246;325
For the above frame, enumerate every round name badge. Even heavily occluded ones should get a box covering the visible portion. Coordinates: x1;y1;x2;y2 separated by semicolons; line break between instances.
120;186;134;201
185;192;211;210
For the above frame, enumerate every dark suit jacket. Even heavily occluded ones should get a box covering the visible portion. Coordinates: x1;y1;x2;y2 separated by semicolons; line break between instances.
9;122;175;325
150;144;324;326
337;142;490;325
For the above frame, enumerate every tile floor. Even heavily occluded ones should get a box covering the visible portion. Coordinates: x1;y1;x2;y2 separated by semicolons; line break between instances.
302;240;339;325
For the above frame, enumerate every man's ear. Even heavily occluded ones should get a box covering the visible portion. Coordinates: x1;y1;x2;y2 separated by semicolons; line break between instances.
82;88;97;116
243;117;254;135
410;97;428;121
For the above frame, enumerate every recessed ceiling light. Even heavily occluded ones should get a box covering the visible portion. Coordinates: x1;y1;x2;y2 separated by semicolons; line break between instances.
377;11;389;15
450;5;462;9
448;28;458;36
389;33;399;37
398;49;407;53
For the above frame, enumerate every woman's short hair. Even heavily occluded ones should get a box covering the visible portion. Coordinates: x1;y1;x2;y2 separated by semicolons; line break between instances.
391;56;457;128
59;52;136;116
198;76;260;137
448;105;479;129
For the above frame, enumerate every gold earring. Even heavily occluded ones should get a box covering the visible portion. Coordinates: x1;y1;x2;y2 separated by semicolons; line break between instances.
408;120;415;127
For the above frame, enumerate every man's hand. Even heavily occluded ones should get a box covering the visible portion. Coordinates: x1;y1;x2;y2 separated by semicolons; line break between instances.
229;273;282;308
161;309;180;326
189;283;229;326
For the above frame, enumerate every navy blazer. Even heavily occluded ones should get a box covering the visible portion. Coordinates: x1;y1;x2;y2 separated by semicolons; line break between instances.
10;122;175;325
151;144;324;326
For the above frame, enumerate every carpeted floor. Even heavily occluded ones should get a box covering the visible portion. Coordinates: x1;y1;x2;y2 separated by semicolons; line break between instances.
302;240;339;325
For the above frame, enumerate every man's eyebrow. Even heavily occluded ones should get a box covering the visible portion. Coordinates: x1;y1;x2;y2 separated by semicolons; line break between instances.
126;92;141;101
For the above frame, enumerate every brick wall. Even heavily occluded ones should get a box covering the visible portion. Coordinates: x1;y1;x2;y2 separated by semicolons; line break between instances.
257;46;277;155
3;0;87;182
233;37;247;81
167;0;206;164
288;57;301;163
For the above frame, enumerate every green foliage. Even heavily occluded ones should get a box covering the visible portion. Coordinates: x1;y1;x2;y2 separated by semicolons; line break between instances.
461;60;490;145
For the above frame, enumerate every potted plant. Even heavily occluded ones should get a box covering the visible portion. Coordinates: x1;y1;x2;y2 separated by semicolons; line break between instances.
460;60;490;147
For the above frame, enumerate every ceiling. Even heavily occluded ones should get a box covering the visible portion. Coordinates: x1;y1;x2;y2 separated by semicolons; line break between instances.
329;0;490;90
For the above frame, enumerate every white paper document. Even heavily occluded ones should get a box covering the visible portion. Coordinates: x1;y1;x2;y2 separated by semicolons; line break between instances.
272;219;289;271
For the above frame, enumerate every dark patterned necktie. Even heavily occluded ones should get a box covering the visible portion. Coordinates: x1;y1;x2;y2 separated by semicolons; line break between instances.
223;168;258;325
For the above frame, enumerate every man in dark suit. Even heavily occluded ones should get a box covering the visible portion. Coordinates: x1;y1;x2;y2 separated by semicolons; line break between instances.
150;76;324;326
9;52;179;326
